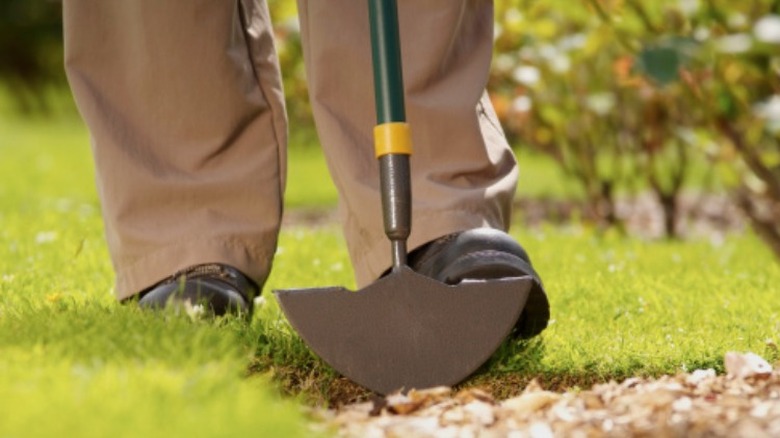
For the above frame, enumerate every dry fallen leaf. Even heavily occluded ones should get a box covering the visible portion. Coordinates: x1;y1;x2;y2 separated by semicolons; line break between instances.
321;351;780;437
725;351;773;379
502;391;561;416
454;387;494;404
686;368;716;386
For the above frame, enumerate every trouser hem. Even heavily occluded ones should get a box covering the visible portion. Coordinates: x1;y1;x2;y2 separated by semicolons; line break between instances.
114;236;275;301
352;209;507;287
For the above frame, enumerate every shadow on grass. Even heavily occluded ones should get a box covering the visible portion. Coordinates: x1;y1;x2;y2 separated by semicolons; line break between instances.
249;331;552;407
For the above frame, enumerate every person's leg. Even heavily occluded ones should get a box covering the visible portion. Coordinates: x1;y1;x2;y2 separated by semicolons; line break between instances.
298;0;549;336
63;0;287;301
299;0;513;284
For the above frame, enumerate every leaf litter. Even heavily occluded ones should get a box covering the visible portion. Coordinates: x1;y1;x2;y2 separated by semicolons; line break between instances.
314;352;780;437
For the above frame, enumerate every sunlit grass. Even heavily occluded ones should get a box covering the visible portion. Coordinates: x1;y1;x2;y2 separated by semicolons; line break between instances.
0;113;318;437
2;97;780;434
260;223;780;400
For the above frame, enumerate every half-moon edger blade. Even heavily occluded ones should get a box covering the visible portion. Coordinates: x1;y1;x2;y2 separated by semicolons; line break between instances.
274;266;532;395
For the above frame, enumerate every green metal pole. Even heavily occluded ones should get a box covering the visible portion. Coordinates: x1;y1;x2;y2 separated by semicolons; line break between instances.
368;0;411;270
369;0;406;124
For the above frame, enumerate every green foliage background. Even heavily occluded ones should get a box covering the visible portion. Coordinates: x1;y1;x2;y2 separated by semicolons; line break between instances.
488;0;780;247
2;0;780;252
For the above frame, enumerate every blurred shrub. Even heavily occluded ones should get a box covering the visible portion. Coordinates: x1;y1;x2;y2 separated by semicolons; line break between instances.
491;0;780;247
0;0;63;113
6;0;780;255
268;0;314;144
491;0;706;236
0;0;312;124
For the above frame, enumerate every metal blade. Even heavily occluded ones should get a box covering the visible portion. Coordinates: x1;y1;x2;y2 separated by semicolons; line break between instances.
274;266;531;395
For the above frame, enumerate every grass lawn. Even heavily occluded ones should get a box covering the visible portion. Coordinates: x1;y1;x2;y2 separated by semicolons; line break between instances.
2;107;780;436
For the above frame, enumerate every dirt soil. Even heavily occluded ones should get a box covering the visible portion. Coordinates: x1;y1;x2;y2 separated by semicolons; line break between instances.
314;352;780;437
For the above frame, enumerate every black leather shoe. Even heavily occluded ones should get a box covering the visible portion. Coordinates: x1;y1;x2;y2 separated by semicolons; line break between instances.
408;228;550;338
138;264;257;316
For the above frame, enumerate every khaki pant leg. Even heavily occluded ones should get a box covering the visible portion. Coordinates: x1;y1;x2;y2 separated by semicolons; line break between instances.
298;0;517;287
63;0;287;300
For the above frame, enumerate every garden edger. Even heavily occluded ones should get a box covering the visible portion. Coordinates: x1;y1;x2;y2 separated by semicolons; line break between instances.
274;0;533;395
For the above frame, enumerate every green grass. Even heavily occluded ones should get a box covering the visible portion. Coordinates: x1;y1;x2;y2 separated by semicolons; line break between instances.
2;102;780;434
284;146;339;209
0;114;318;437
481;226;780;390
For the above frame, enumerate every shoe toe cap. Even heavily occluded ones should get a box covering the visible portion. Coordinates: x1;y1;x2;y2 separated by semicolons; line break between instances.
139;278;249;315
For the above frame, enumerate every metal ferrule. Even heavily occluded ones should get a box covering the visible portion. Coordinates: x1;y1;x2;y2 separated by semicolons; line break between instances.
379;153;411;269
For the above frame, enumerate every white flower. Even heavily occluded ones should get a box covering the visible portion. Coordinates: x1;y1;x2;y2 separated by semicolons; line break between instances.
716;33;753;53
549;54;571;73
678;0;700;16
493;54;515;73
511;96;533;113
586;93;616;116
754;15;780;44
504;8;523;25
558;33;587;51
538;44;559;61
754;95;780;134
693;26;710;42
754;95;780;121
512;65;540;86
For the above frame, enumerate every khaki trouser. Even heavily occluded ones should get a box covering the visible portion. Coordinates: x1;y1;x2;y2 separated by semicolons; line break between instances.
63;0;518;300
